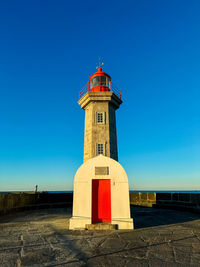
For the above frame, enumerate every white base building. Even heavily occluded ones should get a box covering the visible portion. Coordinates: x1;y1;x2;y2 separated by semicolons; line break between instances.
69;155;133;230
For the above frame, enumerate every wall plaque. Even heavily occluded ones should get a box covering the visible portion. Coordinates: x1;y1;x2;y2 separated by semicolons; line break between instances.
95;167;109;175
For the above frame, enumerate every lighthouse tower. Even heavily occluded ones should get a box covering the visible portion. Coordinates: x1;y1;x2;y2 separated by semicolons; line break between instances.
78;63;122;162
69;63;133;230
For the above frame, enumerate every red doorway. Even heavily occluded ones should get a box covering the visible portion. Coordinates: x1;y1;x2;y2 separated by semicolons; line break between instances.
92;179;111;223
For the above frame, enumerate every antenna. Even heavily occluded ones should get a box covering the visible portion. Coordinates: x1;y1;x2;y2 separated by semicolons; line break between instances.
96;57;104;69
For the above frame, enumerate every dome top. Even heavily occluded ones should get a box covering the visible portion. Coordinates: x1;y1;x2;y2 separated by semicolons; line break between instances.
89;66;111;81
74;155;128;183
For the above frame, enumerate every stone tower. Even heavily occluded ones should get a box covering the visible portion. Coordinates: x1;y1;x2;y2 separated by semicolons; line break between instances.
78;66;122;162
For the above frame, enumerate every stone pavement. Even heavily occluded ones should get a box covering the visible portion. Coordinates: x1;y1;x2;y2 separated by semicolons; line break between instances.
0;206;200;266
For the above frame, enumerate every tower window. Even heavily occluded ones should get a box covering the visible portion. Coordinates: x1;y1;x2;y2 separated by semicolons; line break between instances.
97;112;103;123
97;144;103;155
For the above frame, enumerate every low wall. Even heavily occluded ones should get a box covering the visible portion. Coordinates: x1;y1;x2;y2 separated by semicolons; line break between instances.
130;192;200;213
130;192;156;207
0;192;73;215
0;192;200;215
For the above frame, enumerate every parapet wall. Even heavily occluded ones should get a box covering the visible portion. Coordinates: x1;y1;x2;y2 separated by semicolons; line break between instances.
0;192;73;215
130;192;200;213
129;192;157;207
0;192;200;215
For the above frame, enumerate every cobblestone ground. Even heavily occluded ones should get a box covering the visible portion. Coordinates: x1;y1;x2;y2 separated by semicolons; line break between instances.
0;207;200;266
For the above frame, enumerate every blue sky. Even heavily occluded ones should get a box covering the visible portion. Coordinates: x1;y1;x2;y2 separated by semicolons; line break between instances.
0;0;199;191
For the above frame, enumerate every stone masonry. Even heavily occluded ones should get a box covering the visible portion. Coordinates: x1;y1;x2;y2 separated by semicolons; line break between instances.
78;91;122;162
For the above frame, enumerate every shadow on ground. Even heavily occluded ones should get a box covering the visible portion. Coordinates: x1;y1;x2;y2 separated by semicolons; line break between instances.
0;207;72;224
0;205;199;230
131;205;200;229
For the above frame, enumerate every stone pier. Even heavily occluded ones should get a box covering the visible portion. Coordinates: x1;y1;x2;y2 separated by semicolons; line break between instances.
0;206;200;266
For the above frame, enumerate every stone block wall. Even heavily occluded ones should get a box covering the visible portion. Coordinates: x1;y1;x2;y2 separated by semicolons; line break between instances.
130;192;200;213
156;192;200;213
79;92;121;162
0;193;73;215
129;192;156;207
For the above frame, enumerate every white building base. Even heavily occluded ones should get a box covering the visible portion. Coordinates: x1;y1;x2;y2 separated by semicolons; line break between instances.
69;217;91;230
69;217;134;230
69;155;134;230
112;218;134;230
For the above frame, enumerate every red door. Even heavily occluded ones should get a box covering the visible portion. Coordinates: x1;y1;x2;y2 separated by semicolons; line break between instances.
92;179;111;223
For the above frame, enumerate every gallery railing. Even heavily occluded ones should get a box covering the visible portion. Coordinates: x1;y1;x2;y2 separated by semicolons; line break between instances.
79;81;122;100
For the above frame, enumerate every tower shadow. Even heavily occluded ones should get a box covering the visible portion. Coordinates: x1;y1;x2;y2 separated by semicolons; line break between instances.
131;205;200;229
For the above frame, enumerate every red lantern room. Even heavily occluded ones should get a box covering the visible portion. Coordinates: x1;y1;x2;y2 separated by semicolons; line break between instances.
89;67;111;92
79;60;121;100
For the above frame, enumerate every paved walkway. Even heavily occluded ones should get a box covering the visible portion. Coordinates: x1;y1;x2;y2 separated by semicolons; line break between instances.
0;206;200;266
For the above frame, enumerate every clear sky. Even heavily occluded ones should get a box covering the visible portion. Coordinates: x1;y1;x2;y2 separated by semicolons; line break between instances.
0;0;200;191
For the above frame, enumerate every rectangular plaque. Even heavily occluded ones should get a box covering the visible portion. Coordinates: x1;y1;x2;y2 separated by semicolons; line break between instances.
95;167;109;175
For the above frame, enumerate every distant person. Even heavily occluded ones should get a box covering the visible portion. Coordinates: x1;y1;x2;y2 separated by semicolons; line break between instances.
34;185;38;193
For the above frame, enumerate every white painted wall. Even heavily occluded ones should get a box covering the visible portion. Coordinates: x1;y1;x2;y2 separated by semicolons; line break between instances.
69;155;133;229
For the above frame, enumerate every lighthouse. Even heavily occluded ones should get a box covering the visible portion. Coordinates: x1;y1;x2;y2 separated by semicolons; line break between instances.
69;62;133;230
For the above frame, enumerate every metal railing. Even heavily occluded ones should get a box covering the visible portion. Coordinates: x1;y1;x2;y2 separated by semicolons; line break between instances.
79;81;122;100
